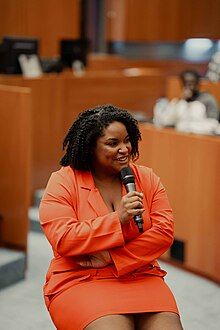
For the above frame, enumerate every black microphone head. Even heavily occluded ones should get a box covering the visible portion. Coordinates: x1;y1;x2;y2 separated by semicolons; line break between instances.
120;167;135;185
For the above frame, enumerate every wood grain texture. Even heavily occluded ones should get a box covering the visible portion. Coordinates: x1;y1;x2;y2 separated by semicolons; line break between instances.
137;124;220;282
0;0;27;35
0;0;80;56
106;0;220;41
0;84;31;250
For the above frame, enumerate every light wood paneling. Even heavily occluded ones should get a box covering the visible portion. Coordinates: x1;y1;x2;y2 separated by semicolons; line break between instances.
106;0;220;41
0;84;31;250
0;0;80;56
137;124;220;282
26;0;80;56
0;0;26;36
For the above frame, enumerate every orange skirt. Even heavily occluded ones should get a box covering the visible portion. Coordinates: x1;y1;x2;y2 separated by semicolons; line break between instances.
48;275;179;330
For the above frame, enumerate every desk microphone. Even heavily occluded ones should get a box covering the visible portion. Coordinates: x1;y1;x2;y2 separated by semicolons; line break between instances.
120;167;143;233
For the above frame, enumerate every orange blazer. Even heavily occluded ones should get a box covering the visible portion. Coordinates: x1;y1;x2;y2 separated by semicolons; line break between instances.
39;163;174;306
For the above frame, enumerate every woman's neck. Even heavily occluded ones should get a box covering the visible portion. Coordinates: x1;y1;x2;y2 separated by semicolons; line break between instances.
92;170;120;186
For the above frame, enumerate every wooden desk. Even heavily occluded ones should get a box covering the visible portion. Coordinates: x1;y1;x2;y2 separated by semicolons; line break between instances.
138;124;220;283
0;85;31;250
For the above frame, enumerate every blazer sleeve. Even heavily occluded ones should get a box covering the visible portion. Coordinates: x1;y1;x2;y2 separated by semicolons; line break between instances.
110;169;174;277
39;170;125;257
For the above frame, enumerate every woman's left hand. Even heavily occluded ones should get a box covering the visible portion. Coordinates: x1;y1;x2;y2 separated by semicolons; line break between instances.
75;250;112;268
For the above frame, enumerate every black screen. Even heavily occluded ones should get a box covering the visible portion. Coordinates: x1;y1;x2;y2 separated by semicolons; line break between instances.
0;36;39;74
60;39;89;68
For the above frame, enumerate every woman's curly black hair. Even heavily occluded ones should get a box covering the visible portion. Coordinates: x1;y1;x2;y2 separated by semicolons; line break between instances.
60;104;141;171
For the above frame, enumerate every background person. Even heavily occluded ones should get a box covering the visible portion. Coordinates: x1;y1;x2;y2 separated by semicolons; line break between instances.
180;69;219;120
39;105;183;330
153;70;219;133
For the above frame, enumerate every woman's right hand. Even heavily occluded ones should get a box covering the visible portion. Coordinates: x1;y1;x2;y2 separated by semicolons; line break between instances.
116;191;144;225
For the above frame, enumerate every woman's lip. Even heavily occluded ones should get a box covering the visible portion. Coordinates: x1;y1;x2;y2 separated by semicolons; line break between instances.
115;156;129;162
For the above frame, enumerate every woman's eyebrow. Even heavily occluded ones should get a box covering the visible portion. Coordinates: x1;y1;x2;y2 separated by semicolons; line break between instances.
106;135;129;141
106;137;118;141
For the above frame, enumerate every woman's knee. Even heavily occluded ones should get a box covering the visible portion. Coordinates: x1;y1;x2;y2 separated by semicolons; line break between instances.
135;311;183;330
85;314;135;330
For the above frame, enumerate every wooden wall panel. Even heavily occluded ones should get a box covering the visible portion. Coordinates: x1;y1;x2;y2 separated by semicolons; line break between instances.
126;0;181;41
0;0;26;36
106;0;128;41
0;84;31;250
0;0;80;56
187;0;220;38
26;0;81;56
106;0;220;41
138;124;220;282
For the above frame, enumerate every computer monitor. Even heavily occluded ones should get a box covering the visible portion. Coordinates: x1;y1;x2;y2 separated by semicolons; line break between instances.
0;36;39;74
60;39;89;68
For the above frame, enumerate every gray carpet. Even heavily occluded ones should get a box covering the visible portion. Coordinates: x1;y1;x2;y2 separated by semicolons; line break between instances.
0;231;219;329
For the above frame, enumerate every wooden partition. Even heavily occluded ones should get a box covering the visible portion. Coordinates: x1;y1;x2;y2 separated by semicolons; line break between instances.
166;75;220;105
137;124;220;283
87;54;208;77
0;85;31;250
0;71;166;192
61;71;166;129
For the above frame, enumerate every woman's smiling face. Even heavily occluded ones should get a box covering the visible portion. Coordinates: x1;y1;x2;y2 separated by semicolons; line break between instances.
92;121;132;175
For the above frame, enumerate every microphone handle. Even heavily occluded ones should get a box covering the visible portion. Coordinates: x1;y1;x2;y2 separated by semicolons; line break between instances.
124;183;143;233
125;182;136;191
134;214;144;233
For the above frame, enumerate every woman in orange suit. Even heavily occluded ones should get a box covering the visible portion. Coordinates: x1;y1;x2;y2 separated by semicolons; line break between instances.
39;105;183;330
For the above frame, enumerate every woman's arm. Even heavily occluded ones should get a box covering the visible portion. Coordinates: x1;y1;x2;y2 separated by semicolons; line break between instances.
110;171;174;276
78;170;174;276
39;171;125;257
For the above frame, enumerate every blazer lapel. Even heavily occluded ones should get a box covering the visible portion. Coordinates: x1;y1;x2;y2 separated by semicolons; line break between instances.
78;170;109;216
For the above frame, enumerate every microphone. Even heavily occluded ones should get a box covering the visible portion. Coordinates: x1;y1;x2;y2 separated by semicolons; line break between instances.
120;167;143;233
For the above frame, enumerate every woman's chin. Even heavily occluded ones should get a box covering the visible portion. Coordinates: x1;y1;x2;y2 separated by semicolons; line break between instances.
116;161;130;172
